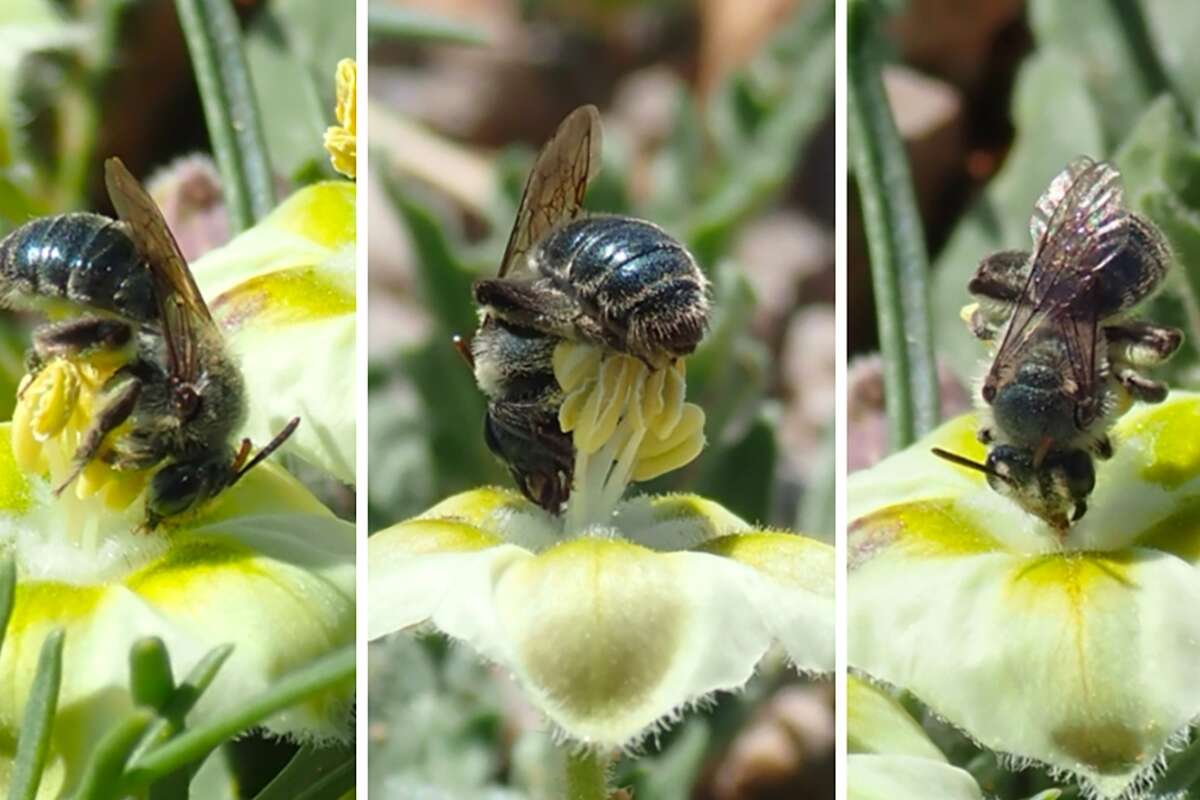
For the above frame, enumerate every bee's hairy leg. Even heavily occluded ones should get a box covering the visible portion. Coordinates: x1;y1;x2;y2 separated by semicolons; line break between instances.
1113;365;1170;404
968;250;1029;303
53;374;142;495
965;306;1000;342
32;316;134;361
473;279;577;338
1092;434;1114;460
1106;321;1183;367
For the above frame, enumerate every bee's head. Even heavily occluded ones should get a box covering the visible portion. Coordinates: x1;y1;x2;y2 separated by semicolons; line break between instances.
144;453;235;529
483;408;572;515
986;444;1095;529
989;362;1078;448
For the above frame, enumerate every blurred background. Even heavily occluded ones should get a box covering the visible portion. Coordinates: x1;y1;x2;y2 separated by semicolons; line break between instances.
849;0;1200;796
0;0;353;792
367;0;834;797
849;0;1200;473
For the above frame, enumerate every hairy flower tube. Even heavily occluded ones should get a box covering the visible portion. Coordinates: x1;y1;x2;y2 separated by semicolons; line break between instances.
849;393;1200;799
324;58;356;179
370;340;833;750
0;180;357;796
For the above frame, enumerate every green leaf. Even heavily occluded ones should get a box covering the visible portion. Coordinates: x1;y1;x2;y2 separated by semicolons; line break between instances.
75;711;155;800
245;0;354;181
367;5;489;46
694;414;777;525
252;744;355;800
134;643;233;758
129;637;175;712
8;628;65;800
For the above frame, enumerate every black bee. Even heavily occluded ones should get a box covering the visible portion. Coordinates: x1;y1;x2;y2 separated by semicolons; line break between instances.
467;105;709;514
0;157;298;529
934;157;1182;529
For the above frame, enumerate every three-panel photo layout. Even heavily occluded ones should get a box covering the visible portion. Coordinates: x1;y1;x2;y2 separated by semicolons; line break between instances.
0;1;1195;798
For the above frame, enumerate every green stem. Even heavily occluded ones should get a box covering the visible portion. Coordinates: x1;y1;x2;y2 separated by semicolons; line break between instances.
173;0;275;230
848;0;940;450
9;629;65;800
565;748;610;800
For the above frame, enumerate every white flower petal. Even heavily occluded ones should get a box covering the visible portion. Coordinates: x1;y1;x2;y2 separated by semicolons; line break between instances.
849;755;985;800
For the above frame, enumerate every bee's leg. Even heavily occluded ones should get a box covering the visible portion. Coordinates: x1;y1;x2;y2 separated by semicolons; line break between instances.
473;279;577;338
1113;367;1170;403
1091;435;1114;460
32;317;134;361
1106;321;1183;367
968;250;1029;303
53;374;142;495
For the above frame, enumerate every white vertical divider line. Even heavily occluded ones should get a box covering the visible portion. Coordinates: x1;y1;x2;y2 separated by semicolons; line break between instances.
355;0;369;789
833;0;849;796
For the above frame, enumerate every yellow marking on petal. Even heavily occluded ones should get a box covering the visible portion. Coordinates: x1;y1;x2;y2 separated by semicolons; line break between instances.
417;486;531;525
271;181;356;249
699;532;834;593
324;59;357;178
6;581;106;636
1116;396;1200;489
126;539;261;599
212;265;355;330
647;493;748;533
849;500;1004;570
383;518;504;555
504;538;683;720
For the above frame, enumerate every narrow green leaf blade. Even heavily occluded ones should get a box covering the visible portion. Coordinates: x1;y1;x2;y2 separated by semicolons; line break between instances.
8;628;65;800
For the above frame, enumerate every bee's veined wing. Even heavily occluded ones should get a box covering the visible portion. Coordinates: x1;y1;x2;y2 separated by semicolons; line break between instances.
991;159;1129;405
498;104;602;279
104;157;220;386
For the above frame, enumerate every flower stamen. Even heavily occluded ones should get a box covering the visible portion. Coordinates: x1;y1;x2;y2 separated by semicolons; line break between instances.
555;342;705;531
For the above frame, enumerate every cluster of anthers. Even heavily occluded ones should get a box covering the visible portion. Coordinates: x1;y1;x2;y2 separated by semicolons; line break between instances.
554;341;705;530
12;352;148;525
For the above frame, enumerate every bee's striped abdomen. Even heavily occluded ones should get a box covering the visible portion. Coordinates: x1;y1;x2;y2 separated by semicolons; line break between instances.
0;212;157;321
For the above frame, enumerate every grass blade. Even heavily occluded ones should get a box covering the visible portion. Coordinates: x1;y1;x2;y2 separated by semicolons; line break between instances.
0;559;14;658
847;0;940;450
123;645;353;789
174;0;276;231
8;628;65;800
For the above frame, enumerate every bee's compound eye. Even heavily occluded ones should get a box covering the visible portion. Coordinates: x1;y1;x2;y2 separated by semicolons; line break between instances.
982;383;997;403
147;457;229;521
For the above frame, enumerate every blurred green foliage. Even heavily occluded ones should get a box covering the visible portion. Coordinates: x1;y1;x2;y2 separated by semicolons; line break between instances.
369;0;834;534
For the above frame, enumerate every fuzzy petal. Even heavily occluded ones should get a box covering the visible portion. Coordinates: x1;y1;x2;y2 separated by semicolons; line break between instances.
192;182;356;485
848;755;985;800
369;493;833;747
850;505;1200;797
0;427;354;796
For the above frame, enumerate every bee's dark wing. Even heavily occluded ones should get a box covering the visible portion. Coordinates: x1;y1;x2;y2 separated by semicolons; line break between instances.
498;104;602;279
104;157;219;386
991;158;1128;403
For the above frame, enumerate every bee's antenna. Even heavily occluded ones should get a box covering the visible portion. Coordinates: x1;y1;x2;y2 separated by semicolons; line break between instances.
231;417;301;485
930;447;1014;487
452;334;474;369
